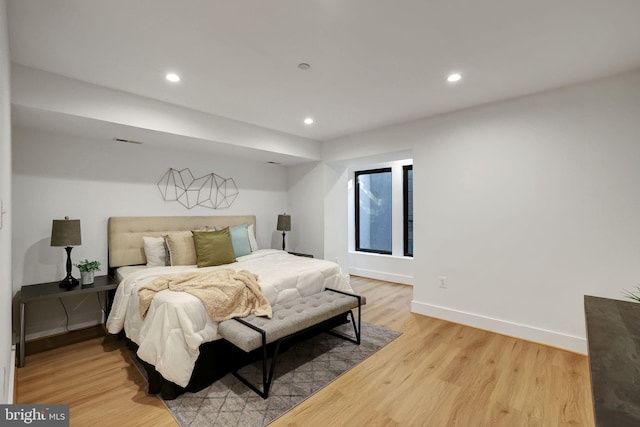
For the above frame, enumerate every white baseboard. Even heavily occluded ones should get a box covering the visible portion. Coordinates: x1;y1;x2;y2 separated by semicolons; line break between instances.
349;267;413;285
411;300;587;354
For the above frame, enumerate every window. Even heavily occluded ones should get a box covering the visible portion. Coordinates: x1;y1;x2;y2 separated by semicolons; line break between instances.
355;168;392;254
403;165;413;257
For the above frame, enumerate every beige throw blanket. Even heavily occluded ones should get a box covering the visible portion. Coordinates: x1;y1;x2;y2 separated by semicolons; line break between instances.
138;269;272;322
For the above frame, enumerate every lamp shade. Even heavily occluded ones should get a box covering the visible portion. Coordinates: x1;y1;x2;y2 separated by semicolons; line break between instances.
51;217;82;247
277;214;291;231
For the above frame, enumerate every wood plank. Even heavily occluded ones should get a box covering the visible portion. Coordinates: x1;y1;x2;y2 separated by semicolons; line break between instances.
274;276;594;427
15;275;594;426
16;331;178;427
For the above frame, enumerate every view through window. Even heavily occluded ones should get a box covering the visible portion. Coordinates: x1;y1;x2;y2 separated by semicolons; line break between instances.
355;168;392;254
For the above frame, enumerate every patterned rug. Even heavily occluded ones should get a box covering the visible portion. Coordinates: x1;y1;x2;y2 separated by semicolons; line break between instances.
160;322;401;427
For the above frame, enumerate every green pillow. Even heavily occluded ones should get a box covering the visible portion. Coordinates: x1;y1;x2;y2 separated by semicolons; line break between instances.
192;228;237;268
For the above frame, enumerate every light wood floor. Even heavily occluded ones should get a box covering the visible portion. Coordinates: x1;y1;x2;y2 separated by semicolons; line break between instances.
16;276;595;426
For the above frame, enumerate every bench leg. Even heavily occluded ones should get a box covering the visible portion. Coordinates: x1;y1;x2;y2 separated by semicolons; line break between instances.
324;288;361;345
231;317;283;399
326;307;361;345
231;290;362;400
232;339;282;399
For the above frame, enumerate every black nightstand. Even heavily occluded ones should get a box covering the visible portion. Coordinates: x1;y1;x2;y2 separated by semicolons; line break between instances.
288;252;314;258
18;275;119;367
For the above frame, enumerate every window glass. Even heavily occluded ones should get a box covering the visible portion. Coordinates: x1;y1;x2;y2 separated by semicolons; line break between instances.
355;168;392;254
404;165;413;257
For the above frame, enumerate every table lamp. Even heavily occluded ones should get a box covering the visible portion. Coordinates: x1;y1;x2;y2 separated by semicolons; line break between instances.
277;214;291;251
51;216;82;288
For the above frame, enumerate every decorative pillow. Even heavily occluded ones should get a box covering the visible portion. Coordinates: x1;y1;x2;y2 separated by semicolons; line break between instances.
143;236;168;267
192;228;237;268
248;224;258;252
165;231;197;266
229;223;252;257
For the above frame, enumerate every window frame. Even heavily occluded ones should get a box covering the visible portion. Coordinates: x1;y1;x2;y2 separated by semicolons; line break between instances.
403;165;413;257
355;167;393;255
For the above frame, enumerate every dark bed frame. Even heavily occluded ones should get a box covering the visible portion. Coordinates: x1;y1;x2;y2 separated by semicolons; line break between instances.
128;337;241;399
126;315;350;400
107;215;349;400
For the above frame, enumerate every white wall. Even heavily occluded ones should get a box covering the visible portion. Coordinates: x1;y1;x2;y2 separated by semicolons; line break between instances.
0;0;13;404
286;162;324;258
323;163;349;274
323;69;640;353
12;127;289;339
285;161;353;279
283;161;352;278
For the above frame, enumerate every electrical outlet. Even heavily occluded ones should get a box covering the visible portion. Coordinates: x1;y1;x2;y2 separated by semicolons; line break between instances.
439;276;447;288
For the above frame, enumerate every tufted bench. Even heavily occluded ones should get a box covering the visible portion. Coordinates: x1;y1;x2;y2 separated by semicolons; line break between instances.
218;288;361;398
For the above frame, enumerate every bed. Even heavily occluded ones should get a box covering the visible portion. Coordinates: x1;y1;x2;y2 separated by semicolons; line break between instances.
105;215;353;398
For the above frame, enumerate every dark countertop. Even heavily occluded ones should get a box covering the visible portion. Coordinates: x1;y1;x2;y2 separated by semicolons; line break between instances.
584;295;640;426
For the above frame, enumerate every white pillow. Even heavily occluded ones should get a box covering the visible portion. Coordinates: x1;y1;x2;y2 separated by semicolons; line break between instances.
248;224;258;251
143;236;167;267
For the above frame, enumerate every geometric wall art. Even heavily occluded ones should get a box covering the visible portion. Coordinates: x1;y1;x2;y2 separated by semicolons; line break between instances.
157;168;239;209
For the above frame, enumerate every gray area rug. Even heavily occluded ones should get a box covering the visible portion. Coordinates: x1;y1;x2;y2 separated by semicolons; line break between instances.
161;322;401;427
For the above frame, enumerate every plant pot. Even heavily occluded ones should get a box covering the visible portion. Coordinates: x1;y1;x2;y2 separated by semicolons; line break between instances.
81;271;95;285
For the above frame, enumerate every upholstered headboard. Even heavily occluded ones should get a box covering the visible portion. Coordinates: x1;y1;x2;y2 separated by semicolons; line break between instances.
108;215;256;268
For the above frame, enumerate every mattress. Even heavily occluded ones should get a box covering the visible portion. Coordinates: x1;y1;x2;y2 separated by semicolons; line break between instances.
106;249;352;387
114;265;148;282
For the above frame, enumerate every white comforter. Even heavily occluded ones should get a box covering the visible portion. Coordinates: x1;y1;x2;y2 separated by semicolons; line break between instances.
106;249;352;387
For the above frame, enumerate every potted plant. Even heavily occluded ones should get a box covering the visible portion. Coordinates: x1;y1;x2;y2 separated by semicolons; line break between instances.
624;285;640;302
75;259;101;285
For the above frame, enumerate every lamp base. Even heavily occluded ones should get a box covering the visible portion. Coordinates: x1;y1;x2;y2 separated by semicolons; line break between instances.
59;275;79;289
59;246;79;288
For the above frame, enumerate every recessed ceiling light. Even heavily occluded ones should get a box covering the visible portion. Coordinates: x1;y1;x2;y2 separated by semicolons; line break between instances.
298;63;311;70
447;73;462;83
304;117;314;125
165;73;181;82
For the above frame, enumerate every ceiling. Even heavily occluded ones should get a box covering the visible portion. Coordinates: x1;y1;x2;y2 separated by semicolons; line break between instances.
6;0;640;143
